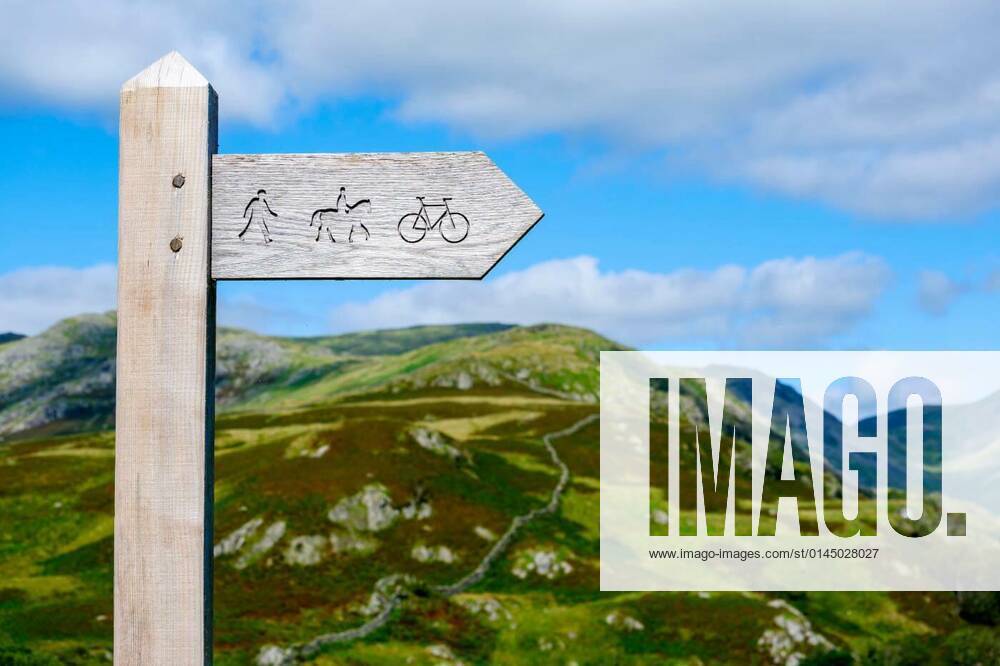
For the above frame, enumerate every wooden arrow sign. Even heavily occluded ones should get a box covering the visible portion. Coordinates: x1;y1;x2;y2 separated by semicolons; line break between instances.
211;151;542;279
117;52;546;665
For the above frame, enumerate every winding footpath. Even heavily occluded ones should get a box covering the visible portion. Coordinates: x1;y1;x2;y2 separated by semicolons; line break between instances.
265;412;599;665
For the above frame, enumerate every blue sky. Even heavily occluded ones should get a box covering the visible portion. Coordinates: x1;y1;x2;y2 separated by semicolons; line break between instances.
2;2;1000;349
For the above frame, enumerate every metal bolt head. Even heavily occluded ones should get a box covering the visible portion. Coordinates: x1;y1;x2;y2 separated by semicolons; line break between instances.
169;236;183;253
172;174;186;188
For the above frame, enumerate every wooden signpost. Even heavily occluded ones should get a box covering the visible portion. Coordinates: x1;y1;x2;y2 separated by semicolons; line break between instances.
214;152;541;279
114;52;541;665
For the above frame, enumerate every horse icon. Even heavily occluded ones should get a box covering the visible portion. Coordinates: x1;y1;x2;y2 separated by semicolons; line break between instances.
239;189;277;244
310;187;372;243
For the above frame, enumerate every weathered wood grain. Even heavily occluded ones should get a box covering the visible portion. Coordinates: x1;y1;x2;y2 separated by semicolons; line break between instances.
211;152;543;279
116;51;215;665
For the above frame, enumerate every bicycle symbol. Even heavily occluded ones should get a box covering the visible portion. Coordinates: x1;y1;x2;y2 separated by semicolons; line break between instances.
397;197;470;244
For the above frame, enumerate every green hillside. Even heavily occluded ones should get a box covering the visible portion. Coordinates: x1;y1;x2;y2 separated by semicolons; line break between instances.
0;316;606;440
0;316;996;664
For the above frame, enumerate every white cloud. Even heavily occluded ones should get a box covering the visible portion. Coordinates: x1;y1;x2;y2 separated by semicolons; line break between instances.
917;270;968;316
332;254;890;347
916;267;1000;316
0;2;282;124
3;2;1000;217
0;264;116;335
0;262;311;336
0;254;890;345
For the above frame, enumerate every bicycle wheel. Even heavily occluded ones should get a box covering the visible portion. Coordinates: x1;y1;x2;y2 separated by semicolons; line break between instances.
440;212;470;243
398;213;427;243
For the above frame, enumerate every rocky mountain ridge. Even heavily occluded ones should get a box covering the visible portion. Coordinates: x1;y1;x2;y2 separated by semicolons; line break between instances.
0;313;613;439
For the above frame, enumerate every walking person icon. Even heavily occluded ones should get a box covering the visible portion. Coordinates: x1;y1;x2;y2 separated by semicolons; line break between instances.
239;189;277;244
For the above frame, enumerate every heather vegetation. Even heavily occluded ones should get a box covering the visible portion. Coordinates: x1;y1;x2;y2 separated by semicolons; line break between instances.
0;317;994;664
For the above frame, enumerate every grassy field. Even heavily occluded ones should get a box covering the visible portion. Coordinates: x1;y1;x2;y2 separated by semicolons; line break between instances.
0;320;996;664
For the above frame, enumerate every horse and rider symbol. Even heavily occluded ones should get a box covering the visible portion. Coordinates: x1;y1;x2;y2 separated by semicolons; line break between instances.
311;187;372;243
238;188;470;246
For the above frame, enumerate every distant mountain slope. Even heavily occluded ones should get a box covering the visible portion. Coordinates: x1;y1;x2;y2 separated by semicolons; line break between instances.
303;323;513;356
0;313;117;439
251;323;625;410
0;314;612;439
2;313;927;492
0;332;24;345
858;407;942;493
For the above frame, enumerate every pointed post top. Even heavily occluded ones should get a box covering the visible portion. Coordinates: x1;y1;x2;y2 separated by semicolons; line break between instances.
122;51;209;91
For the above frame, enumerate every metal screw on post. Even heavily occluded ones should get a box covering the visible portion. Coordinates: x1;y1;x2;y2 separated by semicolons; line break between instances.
172;173;186;188
170;236;184;253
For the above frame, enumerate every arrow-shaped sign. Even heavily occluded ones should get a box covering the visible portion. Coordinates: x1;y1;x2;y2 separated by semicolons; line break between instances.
211;151;542;279
117;51;547;665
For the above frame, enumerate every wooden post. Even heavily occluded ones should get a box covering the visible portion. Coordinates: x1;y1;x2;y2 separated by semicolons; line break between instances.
116;52;216;665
